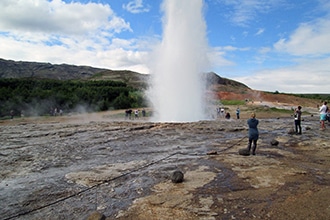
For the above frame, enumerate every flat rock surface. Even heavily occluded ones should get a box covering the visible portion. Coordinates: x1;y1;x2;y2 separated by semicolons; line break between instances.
1;111;329;220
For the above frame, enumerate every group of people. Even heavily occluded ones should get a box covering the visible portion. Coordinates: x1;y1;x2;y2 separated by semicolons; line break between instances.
216;107;226;118
294;101;328;133
216;107;240;120
125;109;146;119
52;108;63;116
245;101;328;156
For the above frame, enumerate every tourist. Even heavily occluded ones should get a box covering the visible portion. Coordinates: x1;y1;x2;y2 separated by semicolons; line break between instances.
294;106;302;135
10;110;14;119
125;109;132;119
134;109;139;118
247;112;259;155
319;101;328;130
220;107;225;118
53;108;58;116
236;107;240;119
225;112;231;119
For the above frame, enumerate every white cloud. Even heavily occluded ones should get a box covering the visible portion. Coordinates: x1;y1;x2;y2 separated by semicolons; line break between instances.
217;45;250;52
255;28;264;36
0;33;150;73
209;46;252;70
233;57;330;93
208;47;235;67
274;18;330;56
254;5;330;93
222;0;285;26
123;0;150;14
258;47;271;54
0;0;131;35
227;1;330;93
250;47;271;64
0;0;154;73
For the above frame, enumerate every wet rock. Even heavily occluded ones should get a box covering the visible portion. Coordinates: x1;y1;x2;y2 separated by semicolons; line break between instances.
271;139;279;146
287;128;295;135
227;127;246;132
87;211;106;220
207;151;217;155
171;170;184;183
238;148;250;156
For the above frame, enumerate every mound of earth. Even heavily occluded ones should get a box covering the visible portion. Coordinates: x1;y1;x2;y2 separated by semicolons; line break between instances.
216;90;320;109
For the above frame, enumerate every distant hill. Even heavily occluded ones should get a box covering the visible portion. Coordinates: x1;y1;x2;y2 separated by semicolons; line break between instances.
0;58;249;90
0;58;107;80
0;58;324;108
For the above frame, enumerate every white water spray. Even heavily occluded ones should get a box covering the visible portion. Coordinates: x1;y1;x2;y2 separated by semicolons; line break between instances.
148;0;210;122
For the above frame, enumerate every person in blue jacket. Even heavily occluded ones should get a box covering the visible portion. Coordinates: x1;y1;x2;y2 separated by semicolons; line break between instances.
247;112;259;155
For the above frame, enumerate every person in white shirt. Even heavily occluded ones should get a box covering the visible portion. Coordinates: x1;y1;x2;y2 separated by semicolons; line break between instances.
319;101;328;130
134;109;139;119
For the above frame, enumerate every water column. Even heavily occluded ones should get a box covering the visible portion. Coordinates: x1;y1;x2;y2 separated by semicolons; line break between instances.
149;0;210;122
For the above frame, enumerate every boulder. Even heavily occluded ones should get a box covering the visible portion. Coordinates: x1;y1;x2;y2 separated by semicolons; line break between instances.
271;139;279;146
238;148;250;156
287;128;295;135
171;170;184;183
86;211;106;220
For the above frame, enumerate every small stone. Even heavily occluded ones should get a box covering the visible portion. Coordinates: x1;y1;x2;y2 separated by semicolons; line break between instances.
207;151;217;155
287;128;295;135
171;170;184;183
86;211;106;220
270;139;279;146
238;148;250;156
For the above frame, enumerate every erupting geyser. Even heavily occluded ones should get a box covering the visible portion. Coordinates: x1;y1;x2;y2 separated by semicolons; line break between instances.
148;0;210;122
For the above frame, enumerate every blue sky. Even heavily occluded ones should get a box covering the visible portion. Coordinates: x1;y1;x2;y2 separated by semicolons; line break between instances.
0;0;329;93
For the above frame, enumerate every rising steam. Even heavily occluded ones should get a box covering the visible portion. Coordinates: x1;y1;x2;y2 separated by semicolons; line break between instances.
148;0;210;122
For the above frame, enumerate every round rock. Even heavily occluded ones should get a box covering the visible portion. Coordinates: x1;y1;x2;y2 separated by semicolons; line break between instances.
171;170;184;183
270;139;279;146
238;148;250;156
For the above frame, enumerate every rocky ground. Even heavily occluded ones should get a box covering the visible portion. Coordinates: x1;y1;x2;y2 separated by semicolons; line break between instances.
0;104;329;220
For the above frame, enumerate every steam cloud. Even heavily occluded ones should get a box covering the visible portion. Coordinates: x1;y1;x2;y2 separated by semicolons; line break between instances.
148;0;210;122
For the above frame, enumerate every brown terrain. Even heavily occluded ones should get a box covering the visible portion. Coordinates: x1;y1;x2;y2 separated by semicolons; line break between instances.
1;90;329;220
0;59;329;220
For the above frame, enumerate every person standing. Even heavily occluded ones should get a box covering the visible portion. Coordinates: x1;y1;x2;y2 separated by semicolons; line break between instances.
134;109;139;119
10;110;14;119
294;106;302;135
319;101;328;130
236;107;240;119
247;112;259;155
220;107;225;118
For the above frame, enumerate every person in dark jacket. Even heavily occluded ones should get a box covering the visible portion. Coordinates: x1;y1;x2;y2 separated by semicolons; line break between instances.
247;112;259;155
294;106;302;134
